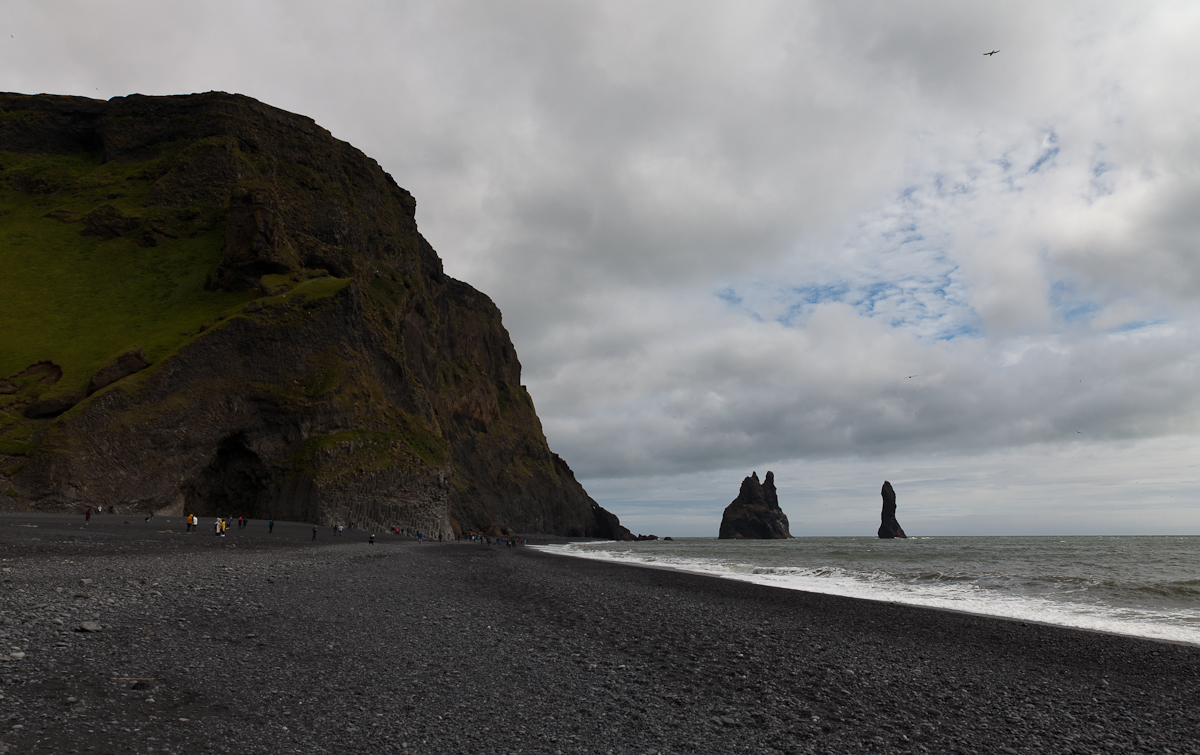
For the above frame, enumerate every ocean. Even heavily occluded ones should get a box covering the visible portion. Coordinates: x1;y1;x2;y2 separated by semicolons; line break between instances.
534;536;1200;646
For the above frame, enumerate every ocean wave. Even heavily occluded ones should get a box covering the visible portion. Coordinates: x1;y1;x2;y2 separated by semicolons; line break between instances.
535;539;1200;646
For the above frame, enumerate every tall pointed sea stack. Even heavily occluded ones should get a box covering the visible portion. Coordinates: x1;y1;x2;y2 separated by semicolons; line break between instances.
878;480;907;539
718;471;794;539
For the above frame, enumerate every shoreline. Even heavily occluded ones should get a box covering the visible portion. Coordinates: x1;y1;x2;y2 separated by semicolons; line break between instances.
531;542;1200;650
2;512;1198;754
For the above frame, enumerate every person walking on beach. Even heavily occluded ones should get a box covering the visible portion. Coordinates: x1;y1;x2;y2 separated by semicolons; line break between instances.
85;508;91;525
312;525;317;540
269;519;274;534
369;533;374;545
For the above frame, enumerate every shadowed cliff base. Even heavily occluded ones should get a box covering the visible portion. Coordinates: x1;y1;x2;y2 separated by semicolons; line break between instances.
0;91;631;540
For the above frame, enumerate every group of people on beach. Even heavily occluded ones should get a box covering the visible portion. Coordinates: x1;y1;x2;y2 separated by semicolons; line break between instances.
461;533;526;547
175;514;253;535
81;509;526;549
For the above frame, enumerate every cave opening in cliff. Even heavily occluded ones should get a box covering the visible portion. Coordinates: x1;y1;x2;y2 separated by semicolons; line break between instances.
184;432;271;518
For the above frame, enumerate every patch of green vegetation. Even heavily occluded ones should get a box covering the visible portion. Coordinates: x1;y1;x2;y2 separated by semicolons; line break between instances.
438;358;471;392
397;411;449;468
293;429;405;475
259;275;351;310
259;273;292;295
0;151;257;397
290;409;449;475
365;273;409;312
0;414;37;440
94;381;212;441
301;351;344;398
2;463;23;476
0;438;33;456
496;380;514;416
297;429;375;455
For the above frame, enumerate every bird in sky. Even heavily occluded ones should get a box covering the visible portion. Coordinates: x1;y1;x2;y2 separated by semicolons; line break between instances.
984;50;1000;56
905;375;918;379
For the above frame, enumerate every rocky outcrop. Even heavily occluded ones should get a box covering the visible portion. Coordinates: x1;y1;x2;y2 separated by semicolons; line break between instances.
86;348;149;395
22;392;82;419
0;91;631;539
878;481;907;539
718;471;793;539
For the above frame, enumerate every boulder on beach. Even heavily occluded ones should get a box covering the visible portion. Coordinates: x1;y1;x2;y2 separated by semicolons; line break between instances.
718;471;794;539
877;480;907;539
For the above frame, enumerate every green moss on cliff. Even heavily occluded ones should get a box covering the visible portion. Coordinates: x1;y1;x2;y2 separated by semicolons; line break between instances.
291;411;448;477
0;151;256;398
0;438;33;456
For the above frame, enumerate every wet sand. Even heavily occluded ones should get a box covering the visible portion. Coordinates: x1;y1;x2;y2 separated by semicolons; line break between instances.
1;513;1197;754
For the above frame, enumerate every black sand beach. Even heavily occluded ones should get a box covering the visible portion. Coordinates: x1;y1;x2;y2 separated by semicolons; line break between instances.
1;514;1197;755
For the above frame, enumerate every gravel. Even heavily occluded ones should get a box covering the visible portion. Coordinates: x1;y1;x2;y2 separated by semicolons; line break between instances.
0;513;1197;754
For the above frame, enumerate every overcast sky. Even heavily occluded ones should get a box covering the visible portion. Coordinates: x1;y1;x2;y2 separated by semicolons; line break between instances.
5;1;1200;535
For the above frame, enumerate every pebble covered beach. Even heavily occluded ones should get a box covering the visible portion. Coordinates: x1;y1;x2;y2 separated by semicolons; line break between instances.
1;513;1197;754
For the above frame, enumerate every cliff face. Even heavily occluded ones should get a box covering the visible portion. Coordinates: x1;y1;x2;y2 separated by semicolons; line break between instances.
0;91;631;539
718;471;793;539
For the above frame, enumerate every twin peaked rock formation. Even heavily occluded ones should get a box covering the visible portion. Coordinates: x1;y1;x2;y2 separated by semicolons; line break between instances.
718;471;793;539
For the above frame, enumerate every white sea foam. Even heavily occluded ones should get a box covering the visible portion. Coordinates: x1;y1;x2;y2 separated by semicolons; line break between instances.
533;539;1200;646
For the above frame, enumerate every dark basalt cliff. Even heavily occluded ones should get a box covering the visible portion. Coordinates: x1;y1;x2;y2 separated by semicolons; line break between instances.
718;471;793;539
0;91;632;539
878;480;906;539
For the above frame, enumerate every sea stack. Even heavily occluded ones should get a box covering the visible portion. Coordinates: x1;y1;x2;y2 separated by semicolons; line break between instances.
718;471;794;539
878;481;907;539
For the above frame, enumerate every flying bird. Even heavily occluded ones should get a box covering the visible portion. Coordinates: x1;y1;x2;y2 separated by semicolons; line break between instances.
984;50;1000;56
905;375;918;379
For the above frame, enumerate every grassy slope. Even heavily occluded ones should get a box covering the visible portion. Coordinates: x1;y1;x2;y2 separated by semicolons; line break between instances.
0;142;427;477
0;151;255;395
0;150;371;459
